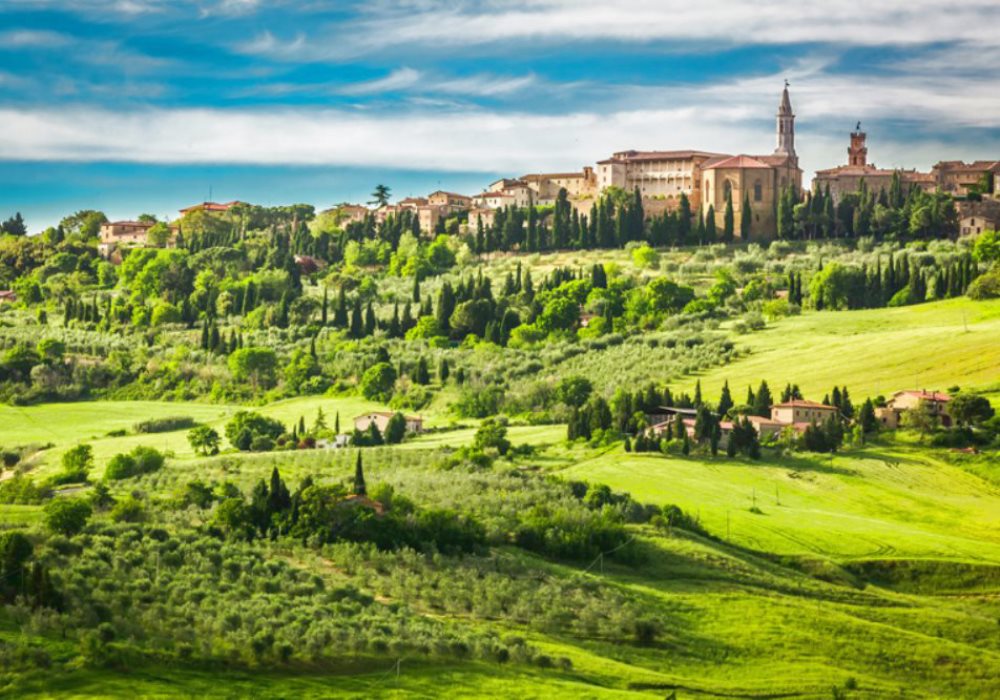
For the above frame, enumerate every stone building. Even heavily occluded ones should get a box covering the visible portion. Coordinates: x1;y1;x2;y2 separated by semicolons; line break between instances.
98;220;176;257
699;84;803;238
813;126;936;202
956;199;1000;236
519;168;597;204
932;161;1000;197
597;149;724;211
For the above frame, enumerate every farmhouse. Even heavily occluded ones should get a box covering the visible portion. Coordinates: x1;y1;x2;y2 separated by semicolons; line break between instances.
98;220;177;257
957;199;1000;236
876;390;952;429
0;290;16;304
178;200;244;216
353;412;424;435
770;399;840;426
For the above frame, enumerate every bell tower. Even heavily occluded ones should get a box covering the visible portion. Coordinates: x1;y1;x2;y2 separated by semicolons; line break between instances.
848;122;867;167
774;80;796;163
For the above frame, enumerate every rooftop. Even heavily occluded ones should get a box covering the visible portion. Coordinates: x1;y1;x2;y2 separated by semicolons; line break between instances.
598;150;727;165
772;400;838;410
702;155;774;170
894;390;951;402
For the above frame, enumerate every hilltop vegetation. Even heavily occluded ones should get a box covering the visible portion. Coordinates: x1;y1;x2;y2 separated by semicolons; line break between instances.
1;190;1000;697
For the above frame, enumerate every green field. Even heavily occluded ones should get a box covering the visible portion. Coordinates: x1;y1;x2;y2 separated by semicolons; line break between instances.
561;439;1000;562
688;297;1000;401
4;297;1000;697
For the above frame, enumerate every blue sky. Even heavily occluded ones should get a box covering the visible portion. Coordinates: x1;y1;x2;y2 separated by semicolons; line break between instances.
1;0;999;229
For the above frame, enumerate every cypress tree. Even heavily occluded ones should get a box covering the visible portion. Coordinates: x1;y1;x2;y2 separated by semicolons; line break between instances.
364;302;376;336
723;191;734;243
353;452;367;496
717;380;733;417
740;191;752;240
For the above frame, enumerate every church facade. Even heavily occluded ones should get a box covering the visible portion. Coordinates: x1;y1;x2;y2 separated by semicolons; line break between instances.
699;84;803;238
592;85;803;239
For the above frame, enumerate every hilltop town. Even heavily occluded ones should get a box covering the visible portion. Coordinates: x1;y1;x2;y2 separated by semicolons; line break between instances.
84;85;1000;260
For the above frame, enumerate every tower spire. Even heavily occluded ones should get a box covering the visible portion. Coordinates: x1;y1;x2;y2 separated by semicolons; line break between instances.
774;82;796;162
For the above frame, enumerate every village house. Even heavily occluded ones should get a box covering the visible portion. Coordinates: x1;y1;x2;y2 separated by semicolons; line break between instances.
465;208;497;230
519;168;597;204
876;390;952;430
813;126;936;202
353;412;424;435
178;200;244;216
644;408;737;448
427;191;472;209
98;220;177;257
646;396;840;447
325;203;369;226
0;290;16;304
770;399;840;426
956;199;1000;236
472;191;515;210
932;160;1000;198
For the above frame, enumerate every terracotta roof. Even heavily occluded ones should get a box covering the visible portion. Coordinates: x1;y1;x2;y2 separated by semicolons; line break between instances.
475;191;512;198
598;150;728;165
355;411;422;421
179;200;242;214
520;172;588;180
428;190;471;199
771;400;838;410
753;154;796;167
895;390;951;402
702;155;774;170
107;220;154;227
933;160;1000;172
746;415;787;426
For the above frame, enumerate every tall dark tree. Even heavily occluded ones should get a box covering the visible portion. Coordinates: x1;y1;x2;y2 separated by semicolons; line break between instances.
723;191;735;243
353;452;367;496
740;191;752;240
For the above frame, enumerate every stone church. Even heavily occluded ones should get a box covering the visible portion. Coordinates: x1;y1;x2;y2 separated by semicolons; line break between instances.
699;84;803;238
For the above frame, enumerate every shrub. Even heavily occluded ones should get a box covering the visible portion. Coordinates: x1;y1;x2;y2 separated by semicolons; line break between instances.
110;496;146;523
967;267;1000;300
134;416;196;434
43;498;92;536
359;362;397;402
53;444;93;484
224;411;285;451
104;446;166;481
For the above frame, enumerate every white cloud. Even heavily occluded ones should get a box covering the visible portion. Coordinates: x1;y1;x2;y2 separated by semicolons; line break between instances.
238;0;1000;60
3;94;996;184
338;67;422;95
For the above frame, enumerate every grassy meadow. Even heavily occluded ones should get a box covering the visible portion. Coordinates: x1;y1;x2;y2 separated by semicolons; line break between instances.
4;262;1000;696
688;297;1000;402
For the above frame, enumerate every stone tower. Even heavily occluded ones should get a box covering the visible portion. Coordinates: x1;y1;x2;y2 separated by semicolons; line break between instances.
774;82;796;163
848;123;867;167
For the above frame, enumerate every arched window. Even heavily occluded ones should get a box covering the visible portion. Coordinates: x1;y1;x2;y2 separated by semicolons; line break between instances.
723;180;733;202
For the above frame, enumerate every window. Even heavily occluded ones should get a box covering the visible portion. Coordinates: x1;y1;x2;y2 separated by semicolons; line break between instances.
723;180;733;202
754;181;762;201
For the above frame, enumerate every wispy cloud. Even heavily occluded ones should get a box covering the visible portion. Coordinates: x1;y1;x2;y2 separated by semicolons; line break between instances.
238;0;1000;61
232;67;539;100
0;29;173;71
